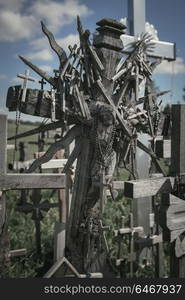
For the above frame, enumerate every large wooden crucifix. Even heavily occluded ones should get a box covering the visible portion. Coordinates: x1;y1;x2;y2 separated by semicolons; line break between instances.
4;7;177;277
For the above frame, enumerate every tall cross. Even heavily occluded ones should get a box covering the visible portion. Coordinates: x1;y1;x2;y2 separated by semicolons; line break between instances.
121;0;176;61
17;70;37;103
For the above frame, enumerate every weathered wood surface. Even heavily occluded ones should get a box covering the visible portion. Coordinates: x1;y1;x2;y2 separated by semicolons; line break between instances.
160;194;185;242
0;174;65;190
0;191;6;235
0;111;7;175
124;177;175;199
44;256;103;278
171;105;185;175
42;159;67;170
155;139;171;159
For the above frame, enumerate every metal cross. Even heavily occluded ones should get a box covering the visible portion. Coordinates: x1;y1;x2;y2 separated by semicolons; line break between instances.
17;69;37;102
121;0;176;61
17;189;58;255
39;78;47;90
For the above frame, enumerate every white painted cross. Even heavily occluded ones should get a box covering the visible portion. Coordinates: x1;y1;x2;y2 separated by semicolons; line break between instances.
17;69;37;103
121;0;176;61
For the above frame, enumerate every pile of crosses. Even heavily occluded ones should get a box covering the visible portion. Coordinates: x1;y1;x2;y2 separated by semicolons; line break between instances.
2;9;185;278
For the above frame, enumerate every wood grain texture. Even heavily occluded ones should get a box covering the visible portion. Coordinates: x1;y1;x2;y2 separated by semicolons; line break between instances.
124;177;175;198
0;112;7;175
171;105;185;175
0;174;65;190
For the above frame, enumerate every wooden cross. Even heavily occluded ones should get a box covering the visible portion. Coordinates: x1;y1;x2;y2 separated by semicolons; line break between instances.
114;213;143;277
17;69;37;103
122;0;176;61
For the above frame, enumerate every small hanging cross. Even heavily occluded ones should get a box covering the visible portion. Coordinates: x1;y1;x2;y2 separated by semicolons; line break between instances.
17;69;37;103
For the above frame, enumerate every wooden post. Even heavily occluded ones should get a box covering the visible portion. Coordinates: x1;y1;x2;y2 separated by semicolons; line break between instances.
170;104;185;277
0;111;7;234
0;111;8;276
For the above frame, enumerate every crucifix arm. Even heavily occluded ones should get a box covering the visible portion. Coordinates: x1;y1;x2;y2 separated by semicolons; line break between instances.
26;125;81;173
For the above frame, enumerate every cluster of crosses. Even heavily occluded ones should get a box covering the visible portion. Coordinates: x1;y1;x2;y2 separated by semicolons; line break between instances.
1;0;185;278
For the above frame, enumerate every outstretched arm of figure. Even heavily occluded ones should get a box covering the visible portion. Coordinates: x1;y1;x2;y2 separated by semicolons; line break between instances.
26;125;81;173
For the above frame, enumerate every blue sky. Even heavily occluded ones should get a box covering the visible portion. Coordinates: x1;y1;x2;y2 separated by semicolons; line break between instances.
0;0;185;120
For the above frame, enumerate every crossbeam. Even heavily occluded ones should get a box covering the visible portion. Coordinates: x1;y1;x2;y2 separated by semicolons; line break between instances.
121;35;176;61
0;174;65;190
124;177;175;199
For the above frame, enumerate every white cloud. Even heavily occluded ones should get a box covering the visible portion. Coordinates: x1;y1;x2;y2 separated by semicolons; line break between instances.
57;34;79;52
39;65;53;73
26;49;54;61
29;0;93;34
0;0;92;42
11;76;24;83
154;57;185;75
0;74;7;80
0;0;25;12
0;10;37;41
26;33;79;64
29;37;49;50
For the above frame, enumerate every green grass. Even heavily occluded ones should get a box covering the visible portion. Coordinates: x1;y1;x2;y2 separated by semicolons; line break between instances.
7;120;54;165
3;119;59;278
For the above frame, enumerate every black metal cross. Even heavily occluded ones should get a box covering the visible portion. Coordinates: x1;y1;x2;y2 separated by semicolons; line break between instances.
39;78;47;90
17;189;58;255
